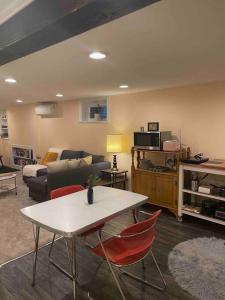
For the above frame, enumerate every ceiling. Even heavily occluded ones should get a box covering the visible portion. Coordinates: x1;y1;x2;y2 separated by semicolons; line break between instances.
0;0;33;25
1;0;225;107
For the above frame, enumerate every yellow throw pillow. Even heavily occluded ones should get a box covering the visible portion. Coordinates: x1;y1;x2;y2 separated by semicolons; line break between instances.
80;155;92;166
41;152;58;165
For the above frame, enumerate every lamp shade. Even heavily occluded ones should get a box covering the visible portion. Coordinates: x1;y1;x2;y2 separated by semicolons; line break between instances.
107;134;123;153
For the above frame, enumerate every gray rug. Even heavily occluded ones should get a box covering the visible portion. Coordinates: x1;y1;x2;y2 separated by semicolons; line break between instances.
168;237;225;300
0;172;52;265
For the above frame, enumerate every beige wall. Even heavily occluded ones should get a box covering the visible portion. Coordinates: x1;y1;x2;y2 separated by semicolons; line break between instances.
1;80;225;172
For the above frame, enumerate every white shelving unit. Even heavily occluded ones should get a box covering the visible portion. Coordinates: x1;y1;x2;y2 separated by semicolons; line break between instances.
178;163;225;225
11;144;35;170
0;110;8;139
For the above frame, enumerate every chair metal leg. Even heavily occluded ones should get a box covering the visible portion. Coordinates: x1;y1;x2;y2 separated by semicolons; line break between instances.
141;259;146;270
119;250;166;291
150;250;166;290
32;225;40;286
97;232;126;300
132;209;138;223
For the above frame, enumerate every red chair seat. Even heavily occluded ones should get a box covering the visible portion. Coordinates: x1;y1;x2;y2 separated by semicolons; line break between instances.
92;235;155;265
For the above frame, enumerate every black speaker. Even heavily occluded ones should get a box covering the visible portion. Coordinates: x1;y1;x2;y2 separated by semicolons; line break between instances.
201;200;217;217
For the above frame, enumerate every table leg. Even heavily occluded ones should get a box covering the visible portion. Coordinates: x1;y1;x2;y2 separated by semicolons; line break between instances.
113;173;116;187
123;172;127;190
32;225;40;286
70;236;77;300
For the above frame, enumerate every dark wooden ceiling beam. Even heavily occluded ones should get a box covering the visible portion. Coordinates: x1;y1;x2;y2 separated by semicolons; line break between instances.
0;0;159;66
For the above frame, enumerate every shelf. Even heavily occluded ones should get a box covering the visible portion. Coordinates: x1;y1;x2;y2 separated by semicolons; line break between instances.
182;188;225;202
182;209;225;226
181;164;225;176
136;168;178;177
13;156;32;160
133;148;181;154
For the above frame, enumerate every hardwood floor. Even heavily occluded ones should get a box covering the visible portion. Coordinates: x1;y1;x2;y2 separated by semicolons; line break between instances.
0;206;224;300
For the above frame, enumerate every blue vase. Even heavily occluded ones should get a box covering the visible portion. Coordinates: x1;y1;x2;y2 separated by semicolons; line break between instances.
87;187;93;204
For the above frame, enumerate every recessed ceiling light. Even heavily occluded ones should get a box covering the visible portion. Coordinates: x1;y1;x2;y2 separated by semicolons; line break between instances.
16;99;23;103
56;93;64;97
119;85;129;89
89;51;107;60
5;78;17;83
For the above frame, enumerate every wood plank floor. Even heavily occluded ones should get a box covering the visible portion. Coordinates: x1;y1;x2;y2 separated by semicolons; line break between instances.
1;206;224;300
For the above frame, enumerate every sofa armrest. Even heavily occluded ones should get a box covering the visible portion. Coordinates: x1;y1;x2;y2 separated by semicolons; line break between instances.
92;161;111;178
37;167;47;177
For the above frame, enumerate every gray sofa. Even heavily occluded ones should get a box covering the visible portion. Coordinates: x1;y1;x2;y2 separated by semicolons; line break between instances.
27;150;110;202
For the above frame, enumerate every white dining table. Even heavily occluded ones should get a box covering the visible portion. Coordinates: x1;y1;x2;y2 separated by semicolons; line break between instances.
21;186;148;299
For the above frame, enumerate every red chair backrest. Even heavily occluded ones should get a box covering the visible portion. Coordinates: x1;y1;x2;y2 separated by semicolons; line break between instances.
119;210;161;252
51;185;84;199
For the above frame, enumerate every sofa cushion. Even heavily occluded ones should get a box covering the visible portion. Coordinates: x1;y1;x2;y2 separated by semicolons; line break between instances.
60;150;83;160
83;151;104;163
80;155;92;166
68;158;81;168
47;159;69;173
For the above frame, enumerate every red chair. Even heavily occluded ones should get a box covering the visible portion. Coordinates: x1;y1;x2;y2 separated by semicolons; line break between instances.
91;210;166;299
50;184;84;199
49;185;104;259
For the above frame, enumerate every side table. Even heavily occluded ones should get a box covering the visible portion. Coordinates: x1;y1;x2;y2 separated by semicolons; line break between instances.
101;169;128;190
0;173;17;195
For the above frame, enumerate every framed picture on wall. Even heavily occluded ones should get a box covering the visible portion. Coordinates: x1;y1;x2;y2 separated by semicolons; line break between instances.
148;122;159;131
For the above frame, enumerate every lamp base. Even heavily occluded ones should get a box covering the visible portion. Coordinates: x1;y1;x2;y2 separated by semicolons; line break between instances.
111;154;118;171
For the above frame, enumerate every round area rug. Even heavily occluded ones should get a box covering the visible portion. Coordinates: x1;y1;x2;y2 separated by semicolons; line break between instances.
168;237;225;300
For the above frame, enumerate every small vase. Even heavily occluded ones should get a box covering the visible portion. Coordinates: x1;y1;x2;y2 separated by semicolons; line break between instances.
87;187;93;204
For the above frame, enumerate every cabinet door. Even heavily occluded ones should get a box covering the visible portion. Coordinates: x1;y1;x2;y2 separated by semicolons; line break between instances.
154;175;177;208
133;170;155;201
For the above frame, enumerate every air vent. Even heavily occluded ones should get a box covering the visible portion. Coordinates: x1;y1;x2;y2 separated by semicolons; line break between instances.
35;102;58;117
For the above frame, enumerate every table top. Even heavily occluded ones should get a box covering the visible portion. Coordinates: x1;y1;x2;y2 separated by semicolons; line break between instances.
21;186;148;238
0;173;16;181
101;169;128;174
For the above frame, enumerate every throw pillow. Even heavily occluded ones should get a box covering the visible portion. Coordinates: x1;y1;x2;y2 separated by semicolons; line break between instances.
41;152;58;165
68;158;81;168
80;155;92;166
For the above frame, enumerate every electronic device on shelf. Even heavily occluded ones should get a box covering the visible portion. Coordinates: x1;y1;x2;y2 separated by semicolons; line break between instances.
133;131;171;151
201;199;217;217
181;153;209;164
215;202;225;220
198;185;211;194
